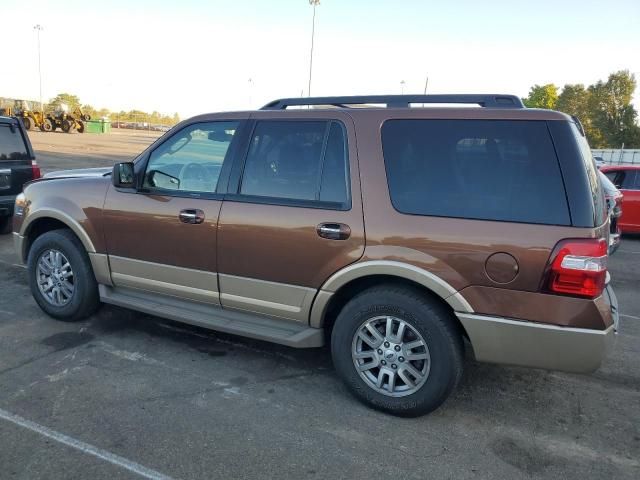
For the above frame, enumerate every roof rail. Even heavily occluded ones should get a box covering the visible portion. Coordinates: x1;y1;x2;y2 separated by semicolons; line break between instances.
261;94;525;110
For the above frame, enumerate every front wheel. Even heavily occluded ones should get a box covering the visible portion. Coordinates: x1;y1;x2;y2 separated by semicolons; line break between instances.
27;229;100;321
331;285;464;417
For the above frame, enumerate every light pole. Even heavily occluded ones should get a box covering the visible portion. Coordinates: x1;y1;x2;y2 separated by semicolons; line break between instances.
248;77;254;107
400;80;406;95
308;0;320;98
34;24;43;111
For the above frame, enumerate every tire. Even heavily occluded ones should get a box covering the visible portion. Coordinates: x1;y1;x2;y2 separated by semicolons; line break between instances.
331;285;464;417
0;216;12;234
61;120;72;133
77;121;85;133
42;119;53;132
23;117;32;130
27;229;100;321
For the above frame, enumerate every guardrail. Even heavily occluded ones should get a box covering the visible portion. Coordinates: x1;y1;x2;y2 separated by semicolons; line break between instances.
591;149;640;165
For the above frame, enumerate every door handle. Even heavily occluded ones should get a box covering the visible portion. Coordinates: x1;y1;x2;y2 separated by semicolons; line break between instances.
317;222;351;240
179;209;205;224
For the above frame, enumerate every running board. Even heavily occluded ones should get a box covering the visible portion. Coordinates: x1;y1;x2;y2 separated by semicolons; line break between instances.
99;285;324;348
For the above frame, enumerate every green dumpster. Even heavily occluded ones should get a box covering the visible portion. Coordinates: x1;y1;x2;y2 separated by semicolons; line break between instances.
84;119;111;134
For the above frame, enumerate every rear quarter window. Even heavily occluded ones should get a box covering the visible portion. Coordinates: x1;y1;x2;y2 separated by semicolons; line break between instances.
381;120;570;225
0;124;29;160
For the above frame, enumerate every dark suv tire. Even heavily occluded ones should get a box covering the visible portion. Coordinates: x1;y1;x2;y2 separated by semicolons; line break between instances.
331;285;464;417
27;229;100;321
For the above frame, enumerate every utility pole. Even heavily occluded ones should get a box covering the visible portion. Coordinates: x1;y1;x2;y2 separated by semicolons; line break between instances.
248;77;254;107
308;0;320;97
400;80;406;95
423;75;429;94
34;24;44;111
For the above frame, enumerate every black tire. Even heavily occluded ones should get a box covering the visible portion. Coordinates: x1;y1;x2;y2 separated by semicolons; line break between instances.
0;216;12;234
42;119;53;132
331;285;464;417
77;121;85;133
23;117;32;130
61;120;72;133
27;229;100;321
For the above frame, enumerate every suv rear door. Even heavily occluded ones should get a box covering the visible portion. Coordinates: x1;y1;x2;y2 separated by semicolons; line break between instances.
0;119;34;215
216;110;364;322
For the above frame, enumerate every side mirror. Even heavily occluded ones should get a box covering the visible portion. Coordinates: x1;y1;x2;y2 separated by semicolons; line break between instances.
112;162;135;188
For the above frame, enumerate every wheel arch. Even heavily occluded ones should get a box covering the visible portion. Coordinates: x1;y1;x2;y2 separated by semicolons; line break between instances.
20;210;96;262
309;261;474;337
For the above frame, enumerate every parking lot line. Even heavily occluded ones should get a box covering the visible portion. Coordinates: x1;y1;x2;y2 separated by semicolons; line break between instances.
620;313;640;320
0;408;175;480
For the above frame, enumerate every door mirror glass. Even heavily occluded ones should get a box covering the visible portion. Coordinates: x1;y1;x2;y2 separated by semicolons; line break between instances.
112;162;135;188
148;169;180;190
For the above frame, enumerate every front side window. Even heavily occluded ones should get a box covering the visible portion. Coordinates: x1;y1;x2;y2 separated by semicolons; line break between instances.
0;125;29;160
382;119;571;225
143;121;238;194
239;120;349;206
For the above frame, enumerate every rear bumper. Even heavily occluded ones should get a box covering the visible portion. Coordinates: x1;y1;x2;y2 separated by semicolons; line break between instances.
457;286;618;374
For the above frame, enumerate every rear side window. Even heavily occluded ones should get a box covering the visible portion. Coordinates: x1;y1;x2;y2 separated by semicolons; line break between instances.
240;120;350;207
619;170;639;190
0;125;29;160
382;120;570;225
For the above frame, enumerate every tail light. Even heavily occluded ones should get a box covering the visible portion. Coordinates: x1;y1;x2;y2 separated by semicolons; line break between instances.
544;238;607;299
31;160;41;179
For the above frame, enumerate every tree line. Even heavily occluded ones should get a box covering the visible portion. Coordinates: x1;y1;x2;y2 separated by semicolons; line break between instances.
47;93;180;126
523;70;640;148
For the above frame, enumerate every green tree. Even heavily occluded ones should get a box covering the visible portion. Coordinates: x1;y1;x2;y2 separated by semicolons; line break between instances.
47;93;81;112
556;84;605;147
588;70;640;148
523;84;558;109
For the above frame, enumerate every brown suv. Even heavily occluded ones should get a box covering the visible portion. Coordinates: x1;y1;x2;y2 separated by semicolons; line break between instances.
13;95;618;416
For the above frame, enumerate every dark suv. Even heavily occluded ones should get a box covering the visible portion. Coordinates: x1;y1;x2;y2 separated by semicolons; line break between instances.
0;116;40;233
13;95;618;416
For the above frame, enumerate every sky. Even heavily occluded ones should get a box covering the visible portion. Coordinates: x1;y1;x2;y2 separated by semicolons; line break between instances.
1;0;639;118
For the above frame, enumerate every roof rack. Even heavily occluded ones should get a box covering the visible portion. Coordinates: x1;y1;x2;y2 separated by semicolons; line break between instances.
261;94;525;110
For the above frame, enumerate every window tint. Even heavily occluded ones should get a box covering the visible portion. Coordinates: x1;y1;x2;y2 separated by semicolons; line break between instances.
240;120;349;205
621;170;639;190
571;123;606;224
320;122;349;203
382;120;570;225
0;125;29;160
143;121;238;193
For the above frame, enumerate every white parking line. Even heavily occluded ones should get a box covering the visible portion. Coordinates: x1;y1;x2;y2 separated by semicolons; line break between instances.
0;408;175;480
620;313;640;320
0;258;26;269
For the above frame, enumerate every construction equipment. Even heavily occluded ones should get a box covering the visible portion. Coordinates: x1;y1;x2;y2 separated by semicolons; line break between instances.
45;104;91;133
0;100;46;131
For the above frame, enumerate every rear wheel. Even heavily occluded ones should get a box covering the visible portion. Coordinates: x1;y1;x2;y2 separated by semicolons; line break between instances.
27;229;100;321
331;285;464;417
77;121;85;133
22;117;32;130
61;120;72;133
42;119;53;132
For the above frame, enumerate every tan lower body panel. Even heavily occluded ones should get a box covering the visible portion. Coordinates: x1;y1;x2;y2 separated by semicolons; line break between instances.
89;253;112;286
218;274;315;323
108;256;219;305
457;312;615;373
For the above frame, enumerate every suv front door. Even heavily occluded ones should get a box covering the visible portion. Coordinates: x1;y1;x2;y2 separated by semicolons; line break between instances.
102;116;247;304
217;111;364;322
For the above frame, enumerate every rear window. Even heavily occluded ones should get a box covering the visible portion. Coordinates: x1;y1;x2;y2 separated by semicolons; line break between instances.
0;124;29;160
381;120;570;225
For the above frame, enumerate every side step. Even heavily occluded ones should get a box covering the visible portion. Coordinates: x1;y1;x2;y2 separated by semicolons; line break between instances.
99;285;325;348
